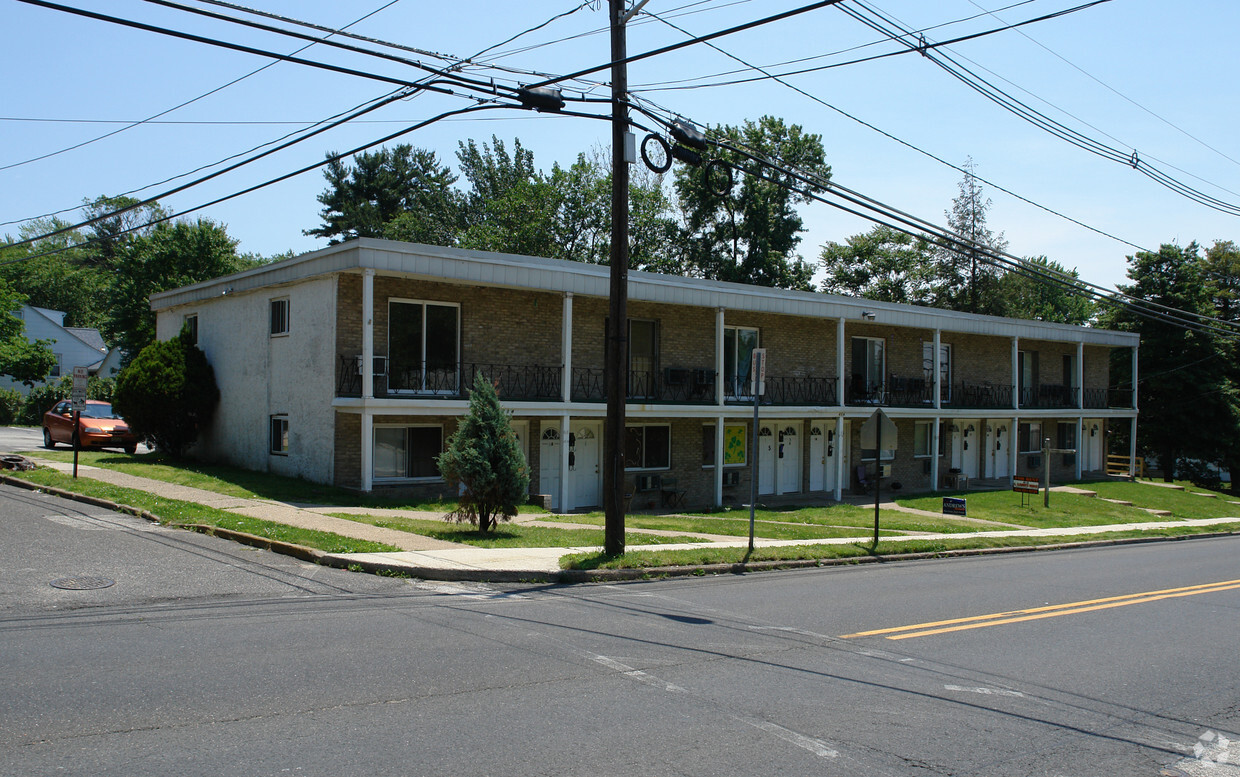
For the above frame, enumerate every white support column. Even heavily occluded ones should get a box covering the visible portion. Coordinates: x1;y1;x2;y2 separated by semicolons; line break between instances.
1131;343;1139;411
360;409;374;492
362;268;375;400
559;414;571;512
561;292;574;402
1011;336;1020;411
715;415;726;507
1009;415;1019;482
1130;416;1139;480
931;415;941;492
716;307;725;406
833;415;845;501
1076;341;1085;410
836;317;846;408
1075;414;1084;480
933;328;942;410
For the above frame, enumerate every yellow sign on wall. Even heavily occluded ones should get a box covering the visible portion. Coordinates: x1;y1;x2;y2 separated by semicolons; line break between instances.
724;424;747;465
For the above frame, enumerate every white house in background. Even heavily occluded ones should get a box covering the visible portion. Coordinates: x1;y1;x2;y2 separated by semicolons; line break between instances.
0;305;109;395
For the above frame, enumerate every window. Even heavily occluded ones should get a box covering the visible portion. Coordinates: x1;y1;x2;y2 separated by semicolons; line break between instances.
1018;350;1037;394
922;342;951;401
724;326;760;397
50;355;62;378
851;337;885;401
625;424;670;470
628;319;659;398
269;415;288;455
702;423;747;466
184;314;198;346
862;444;896;461
373;426;443;480
389;300;460;393
270;298;289;336
1018;421;1043;453
914;421;934;457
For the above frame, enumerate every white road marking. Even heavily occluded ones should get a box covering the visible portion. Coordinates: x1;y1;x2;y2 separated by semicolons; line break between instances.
740;718;839;758
943;684;1024;698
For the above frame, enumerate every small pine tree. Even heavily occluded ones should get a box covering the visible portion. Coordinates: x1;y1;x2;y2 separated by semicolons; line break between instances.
113;325;218;458
437;373;529;533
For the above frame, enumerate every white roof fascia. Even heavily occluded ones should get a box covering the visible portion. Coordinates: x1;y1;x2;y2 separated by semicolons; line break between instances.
150;238;1138;347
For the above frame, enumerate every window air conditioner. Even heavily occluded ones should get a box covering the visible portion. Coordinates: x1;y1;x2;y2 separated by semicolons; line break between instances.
356;356;388;376
879;464;892;478
722;469;741;487
636;474;661;492
663;367;690;386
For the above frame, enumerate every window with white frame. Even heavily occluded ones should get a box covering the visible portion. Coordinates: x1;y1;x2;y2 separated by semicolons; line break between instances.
851;336;885;401
269;298;289;336
913;420;934;457
723;326;759;398
388;299;460;394
922;342;951;400
1018;421;1043;453
373;425;443;480
625;424;670;470
269;415;289;455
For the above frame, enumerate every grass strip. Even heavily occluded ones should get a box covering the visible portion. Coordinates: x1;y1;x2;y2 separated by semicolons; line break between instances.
538;512;902;540
896;489;1160;528
327;512;707;548
560;522;1240;570
1078;479;1240;520
10;468;399;554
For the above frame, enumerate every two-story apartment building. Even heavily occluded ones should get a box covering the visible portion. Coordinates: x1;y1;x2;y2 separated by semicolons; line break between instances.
151;239;1139;511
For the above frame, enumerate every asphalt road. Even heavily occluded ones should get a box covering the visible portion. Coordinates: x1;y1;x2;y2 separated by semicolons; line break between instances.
1;485;1238;776
0;424;153;456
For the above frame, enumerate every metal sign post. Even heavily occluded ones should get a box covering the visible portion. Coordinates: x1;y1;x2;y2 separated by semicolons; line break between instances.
71;366;88;479
748;348;766;553
859;409;898;546
1041;437;1076;507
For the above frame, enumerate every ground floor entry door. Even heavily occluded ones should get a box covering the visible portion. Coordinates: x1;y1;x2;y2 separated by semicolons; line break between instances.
809;423;839;494
776;423;802;495
539;426;562;511
758;425;776;496
569;423;601;509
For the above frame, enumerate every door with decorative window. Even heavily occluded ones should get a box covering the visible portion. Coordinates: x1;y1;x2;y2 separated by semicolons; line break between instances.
570;424;601;509
539;427;562;510
809;424;838;494
758;425;776;495
776;424;802;495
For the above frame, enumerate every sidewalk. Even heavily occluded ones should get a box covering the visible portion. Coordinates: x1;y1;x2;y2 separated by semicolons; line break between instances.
11;456;1240;582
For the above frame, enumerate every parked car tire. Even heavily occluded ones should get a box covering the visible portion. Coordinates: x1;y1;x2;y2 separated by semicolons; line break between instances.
42;428;55;449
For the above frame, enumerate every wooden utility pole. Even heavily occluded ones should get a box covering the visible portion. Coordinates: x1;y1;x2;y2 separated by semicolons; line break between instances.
602;0;631;556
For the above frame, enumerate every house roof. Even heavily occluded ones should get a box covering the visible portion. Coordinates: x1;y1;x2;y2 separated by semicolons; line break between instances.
150;238;1140;347
65;327;107;352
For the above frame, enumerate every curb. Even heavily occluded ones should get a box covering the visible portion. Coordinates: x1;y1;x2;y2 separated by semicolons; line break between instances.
4;472;1238;585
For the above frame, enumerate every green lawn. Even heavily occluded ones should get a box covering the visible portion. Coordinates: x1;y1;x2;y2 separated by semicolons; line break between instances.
326;513;707;548
11;467;399;554
23;450;545;513
538;512;902;540
896;488;1164;528
561;522;1240;570
682;504;997;534
1079;479;1240;520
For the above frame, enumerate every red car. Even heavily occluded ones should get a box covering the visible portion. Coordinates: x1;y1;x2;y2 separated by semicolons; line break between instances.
42;399;139;454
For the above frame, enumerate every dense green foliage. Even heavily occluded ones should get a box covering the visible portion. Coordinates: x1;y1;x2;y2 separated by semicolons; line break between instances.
436;372;530;533
113;327;219;458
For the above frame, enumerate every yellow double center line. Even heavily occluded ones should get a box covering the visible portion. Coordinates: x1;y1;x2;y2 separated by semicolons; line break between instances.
841;578;1240;640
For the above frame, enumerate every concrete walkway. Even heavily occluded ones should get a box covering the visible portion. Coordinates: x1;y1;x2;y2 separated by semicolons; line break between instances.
12;455;1240;580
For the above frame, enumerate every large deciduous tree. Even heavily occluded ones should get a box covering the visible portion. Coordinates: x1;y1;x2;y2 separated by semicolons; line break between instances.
308;144;461;245
1202;240;1240;491
675;116;830;290
437;372;529;533
819;225;936;304
998;256;1095;324
1102;242;1240;481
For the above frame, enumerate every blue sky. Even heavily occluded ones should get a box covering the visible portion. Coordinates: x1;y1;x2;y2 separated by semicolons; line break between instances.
4;0;1238;292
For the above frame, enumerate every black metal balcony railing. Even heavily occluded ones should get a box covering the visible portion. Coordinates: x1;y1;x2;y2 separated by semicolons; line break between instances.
953;381;1014;409
724;375;838;406
1020;384;1079;409
571;367;718;404
336;356;560;401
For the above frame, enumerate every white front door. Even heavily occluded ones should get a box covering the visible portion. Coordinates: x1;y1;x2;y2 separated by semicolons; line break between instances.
758;425;776;495
809;426;825;492
1082;420;1103;472
539;426;562;510
992;423;1010;479
961;421;980;479
569;424;601;509
777;424;802;495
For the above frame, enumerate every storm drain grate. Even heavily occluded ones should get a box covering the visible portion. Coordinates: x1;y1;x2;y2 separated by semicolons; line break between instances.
50;576;116;590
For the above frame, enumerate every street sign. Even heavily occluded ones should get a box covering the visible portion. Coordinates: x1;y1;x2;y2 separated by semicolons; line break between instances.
943;496;967;516
70;366;88;412
750;348;766;397
859;409;899;451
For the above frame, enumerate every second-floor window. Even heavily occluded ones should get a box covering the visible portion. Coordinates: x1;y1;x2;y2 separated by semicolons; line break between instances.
389;299;460;393
922;342;951;400
628;319;659;398
724;326;759;398
270;298;290;336
851;337;885;401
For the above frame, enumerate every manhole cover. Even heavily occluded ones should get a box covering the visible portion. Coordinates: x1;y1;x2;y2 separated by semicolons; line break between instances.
50;576;116;590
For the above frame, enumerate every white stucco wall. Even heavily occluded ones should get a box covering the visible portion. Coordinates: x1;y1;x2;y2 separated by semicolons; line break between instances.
155;277;337;484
